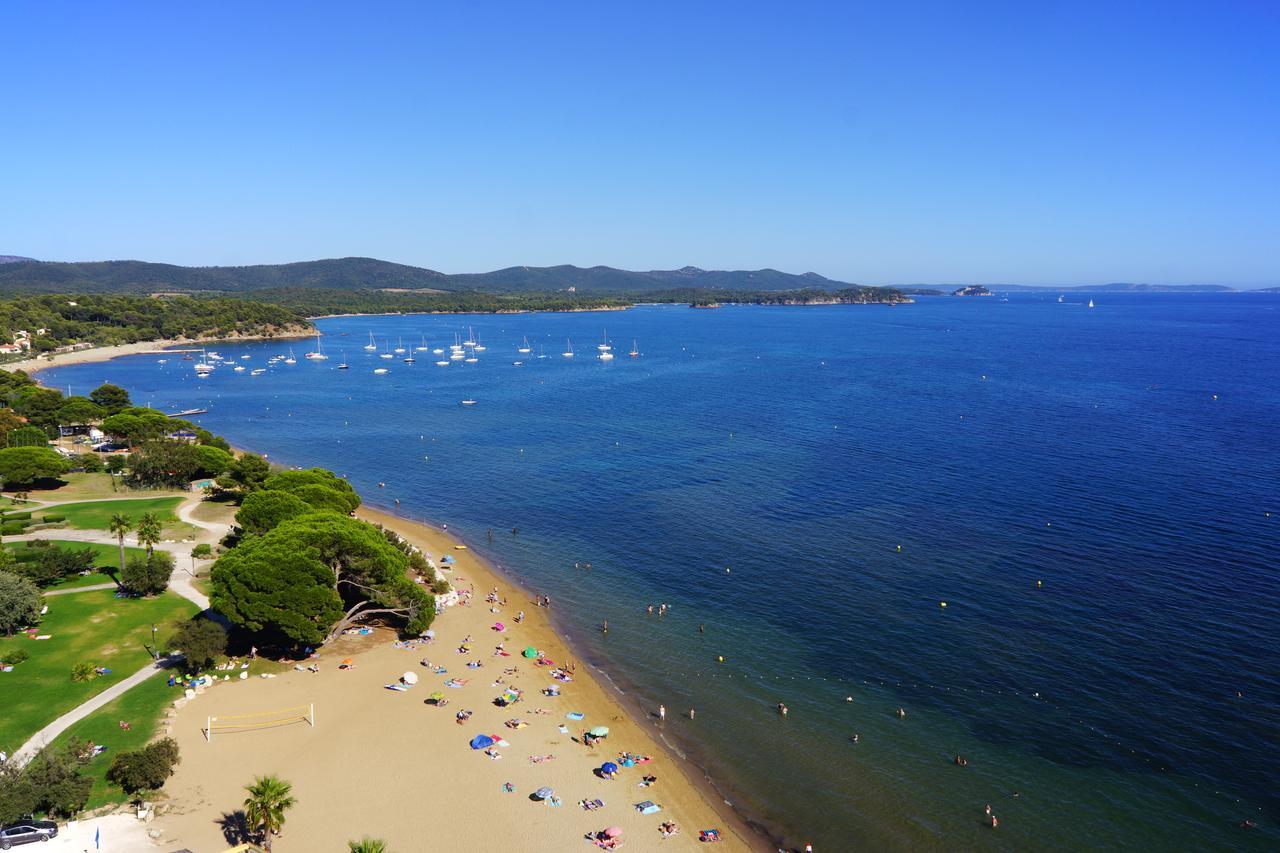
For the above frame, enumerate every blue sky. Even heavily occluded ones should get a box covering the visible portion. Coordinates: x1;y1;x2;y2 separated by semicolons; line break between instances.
2;1;1277;286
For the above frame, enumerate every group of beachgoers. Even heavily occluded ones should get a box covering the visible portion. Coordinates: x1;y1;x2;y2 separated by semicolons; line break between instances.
406;577;706;845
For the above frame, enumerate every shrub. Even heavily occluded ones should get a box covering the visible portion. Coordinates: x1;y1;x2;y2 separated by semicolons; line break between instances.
1;647;29;665
191;543;213;559
121;551;173;596
431;578;451;595
1;521;27;535
0;570;42;635
105;738;180;795
0;741;93;822
38;513;65;524
71;662;98;682
170;616;227;671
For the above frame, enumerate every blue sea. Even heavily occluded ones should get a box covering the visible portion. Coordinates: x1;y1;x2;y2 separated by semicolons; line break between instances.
44;294;1280;850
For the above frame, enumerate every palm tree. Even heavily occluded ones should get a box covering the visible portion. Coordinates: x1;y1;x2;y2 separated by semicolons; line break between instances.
108;513;132;574
243;775;295;851
135;512;162;555
349;840;388;853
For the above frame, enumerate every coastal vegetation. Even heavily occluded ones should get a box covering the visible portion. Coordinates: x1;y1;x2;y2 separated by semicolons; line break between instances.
0;294;310;355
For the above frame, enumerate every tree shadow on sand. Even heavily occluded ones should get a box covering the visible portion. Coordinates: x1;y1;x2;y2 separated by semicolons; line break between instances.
217;810;251;846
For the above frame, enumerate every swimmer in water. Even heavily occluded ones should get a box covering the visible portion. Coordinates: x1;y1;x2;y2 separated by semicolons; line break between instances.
777;703;788;716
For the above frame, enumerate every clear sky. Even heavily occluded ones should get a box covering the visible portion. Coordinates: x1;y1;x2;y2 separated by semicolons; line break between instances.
2;1;1277;286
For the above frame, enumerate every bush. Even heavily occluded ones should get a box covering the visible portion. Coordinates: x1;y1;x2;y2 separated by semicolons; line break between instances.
105;738;180;795
70;662;98;682
0;570;42;635
1;521;27;535
170;616;227;671
121;551;173;596
1;647;29;665
76;453;105;473
191;543;213;559
40;513;65;523
431;578;451;595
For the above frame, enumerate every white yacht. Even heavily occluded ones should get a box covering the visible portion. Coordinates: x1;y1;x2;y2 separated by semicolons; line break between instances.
597;330;611;351
304;335;328;360
394;338;406;355
461;398;477;406
435;360;449;366
563;339;574;358
373;367;389;375
363;332;377;351
518;337;531;354
415;336;430;352
283;348;297;365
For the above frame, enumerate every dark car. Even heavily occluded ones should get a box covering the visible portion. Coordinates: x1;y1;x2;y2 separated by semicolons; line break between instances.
0;820;57;848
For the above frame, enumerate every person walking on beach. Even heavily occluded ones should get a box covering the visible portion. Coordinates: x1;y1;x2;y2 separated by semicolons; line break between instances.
658;704;666;722
688;708;695;720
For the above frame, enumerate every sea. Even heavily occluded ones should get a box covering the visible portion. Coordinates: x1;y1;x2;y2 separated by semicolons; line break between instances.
43;293;1280;850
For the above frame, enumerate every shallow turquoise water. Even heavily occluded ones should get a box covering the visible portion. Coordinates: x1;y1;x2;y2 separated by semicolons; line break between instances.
45;294;1280;849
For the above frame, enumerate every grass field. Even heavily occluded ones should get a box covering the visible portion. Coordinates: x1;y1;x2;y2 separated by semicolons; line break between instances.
16;473;186;503
35;496;184;531
48;675;181;809
0;589;198;751
4;540;148;589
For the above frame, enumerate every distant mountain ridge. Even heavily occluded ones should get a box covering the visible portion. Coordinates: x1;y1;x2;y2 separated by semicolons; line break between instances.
0;257;856;295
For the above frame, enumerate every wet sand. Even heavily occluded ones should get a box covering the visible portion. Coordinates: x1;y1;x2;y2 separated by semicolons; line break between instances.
155;506;761;852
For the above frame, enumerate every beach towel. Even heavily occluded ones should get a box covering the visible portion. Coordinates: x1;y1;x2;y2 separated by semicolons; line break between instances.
384;683;409;691
637;801;661;815
580;798;604;811
567;712;585;720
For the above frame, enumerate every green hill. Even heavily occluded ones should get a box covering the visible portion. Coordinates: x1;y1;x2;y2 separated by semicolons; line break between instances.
0;257;856;295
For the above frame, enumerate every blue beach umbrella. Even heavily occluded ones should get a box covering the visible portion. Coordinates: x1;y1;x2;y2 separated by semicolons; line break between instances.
470;734;496;750
601;761;619;775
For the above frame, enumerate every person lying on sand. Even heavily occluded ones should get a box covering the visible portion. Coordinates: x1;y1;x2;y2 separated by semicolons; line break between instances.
660;821;679;838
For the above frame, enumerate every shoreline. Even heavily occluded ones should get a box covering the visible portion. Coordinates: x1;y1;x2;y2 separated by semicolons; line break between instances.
150;500;764;851
3;330;314;376
354;503;770;851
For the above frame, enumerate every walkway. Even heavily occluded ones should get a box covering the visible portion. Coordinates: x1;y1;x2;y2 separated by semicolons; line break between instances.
8;493;232;766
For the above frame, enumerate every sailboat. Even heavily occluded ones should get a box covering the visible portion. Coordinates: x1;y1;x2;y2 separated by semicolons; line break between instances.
363;332;377;352
563;339;575;358
518;336;531;354
464;326;478;347
338;350;349;369
629;340;639;357
415;336;430;352
597;329;611;351
283;348;297;365
304;335;327;360
1088;299;1095;309
1057;294;1065;303
473;336;486;352
379;339;393;359
393;337;406;355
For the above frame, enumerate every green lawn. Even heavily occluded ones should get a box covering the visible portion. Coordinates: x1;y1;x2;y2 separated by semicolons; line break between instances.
48;675;181;809
36;497;184;531
5;540;148;589
0;589;198;751
15;473;186;503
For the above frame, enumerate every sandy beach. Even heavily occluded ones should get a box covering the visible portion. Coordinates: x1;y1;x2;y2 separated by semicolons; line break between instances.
154;506;760;852
5;331;311;376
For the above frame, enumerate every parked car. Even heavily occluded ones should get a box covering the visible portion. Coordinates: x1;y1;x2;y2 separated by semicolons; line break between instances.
0;820;58;848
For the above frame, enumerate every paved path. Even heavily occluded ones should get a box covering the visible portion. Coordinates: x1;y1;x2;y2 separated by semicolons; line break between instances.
8;493;231;766
43;582;119;596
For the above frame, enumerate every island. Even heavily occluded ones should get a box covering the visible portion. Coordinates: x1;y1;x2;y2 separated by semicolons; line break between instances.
952;285;994;297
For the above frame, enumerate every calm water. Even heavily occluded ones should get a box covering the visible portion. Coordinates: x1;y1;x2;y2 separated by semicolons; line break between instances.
46;295;1280;850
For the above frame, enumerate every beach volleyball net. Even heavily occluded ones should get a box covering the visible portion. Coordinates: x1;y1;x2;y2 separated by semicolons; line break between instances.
204;703;314;742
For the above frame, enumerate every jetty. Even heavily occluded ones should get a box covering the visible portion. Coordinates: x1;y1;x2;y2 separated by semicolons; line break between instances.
167;408;208;418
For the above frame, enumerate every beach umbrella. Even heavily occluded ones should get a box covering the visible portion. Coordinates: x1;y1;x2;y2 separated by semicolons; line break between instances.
470;734;496;750
588;726;610;737
341;658;354;666
522;646;538;658
604;827;623;838
534;786;554;800
402;671;418;685
430;692;445;703
494;622;505;631
600;762;619;775
423;630;436;639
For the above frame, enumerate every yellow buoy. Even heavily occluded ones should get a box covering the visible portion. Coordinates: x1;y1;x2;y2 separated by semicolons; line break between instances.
896;544;902;553
1036;580;1043;588
717;656;725;663
940;601;947;608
